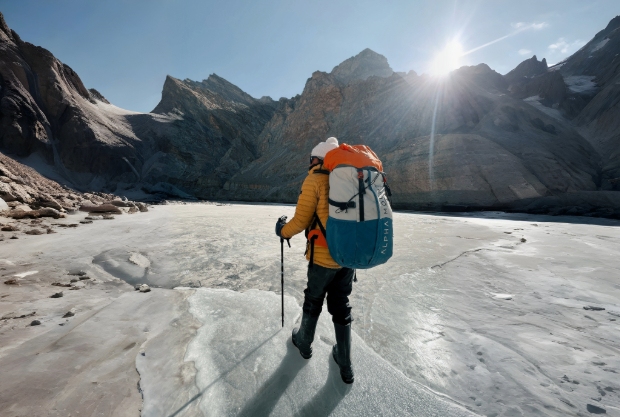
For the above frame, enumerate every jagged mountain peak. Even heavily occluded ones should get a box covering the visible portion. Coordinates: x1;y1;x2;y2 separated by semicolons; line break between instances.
330;48;393;85
88;88;109;104
504;55;548;82
0;11;14;42
198;73;255;103
163;73;250;97
552;14;620;85
599;15;620;38
453;63;508;91
154;73;262;115
357;48;384;59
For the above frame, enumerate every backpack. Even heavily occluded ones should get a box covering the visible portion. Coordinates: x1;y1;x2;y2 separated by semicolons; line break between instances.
321;143;393;269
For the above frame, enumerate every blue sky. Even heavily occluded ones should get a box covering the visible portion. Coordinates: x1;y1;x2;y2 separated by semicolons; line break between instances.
1;0;618;112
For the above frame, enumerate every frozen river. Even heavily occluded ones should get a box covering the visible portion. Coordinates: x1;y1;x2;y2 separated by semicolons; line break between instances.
0;203;619;416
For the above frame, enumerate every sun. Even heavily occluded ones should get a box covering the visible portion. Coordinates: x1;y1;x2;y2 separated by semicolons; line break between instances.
429;41;464;77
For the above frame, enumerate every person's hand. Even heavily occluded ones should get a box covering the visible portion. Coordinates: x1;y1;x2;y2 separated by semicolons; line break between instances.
275;215;287;238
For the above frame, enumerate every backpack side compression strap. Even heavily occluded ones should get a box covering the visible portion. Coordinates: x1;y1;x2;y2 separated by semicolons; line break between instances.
328;198;356;211
358;169;365;222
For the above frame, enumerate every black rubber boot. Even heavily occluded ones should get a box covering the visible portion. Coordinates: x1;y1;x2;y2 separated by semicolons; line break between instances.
292;313;319;359
332;322;354;384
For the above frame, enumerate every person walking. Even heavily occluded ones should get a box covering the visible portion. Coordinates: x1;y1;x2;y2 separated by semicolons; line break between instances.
275;136;355;384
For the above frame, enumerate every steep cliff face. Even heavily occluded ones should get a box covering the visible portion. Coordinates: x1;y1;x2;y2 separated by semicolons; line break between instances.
147;74;279;197
0;11;147;189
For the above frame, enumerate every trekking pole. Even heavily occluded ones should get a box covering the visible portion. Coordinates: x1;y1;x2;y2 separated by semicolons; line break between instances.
277;215;290;327
280;236;284;327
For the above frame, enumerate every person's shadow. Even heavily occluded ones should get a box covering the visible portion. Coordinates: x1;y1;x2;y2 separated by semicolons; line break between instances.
295;354;352;417
236;339;309;417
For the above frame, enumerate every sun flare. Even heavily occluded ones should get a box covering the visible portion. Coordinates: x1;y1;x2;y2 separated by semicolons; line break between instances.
430;41;464;77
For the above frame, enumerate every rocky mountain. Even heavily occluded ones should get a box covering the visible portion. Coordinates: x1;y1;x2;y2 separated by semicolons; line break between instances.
504;16;620;192
227;61;603;213
1;11;619;217
0;10;278;200
564;17;620;190
146;74;278;197
0;12;136;181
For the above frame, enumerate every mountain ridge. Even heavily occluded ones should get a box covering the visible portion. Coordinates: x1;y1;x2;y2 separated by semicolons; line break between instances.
1;12;619;217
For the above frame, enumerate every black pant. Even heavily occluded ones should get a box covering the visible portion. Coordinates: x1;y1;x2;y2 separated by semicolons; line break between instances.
302;264;354;326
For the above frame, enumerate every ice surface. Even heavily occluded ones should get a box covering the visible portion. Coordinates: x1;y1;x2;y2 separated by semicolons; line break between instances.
0;287;187;416
93;249;150;285
564;75;598;94
1;204;619;416
158;288;474;417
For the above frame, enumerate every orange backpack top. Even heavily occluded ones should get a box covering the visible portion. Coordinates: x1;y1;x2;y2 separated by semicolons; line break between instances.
323;144;383;171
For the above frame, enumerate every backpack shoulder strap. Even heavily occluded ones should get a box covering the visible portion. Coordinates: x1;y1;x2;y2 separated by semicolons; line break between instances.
313;213;327;237
306;213;327;269
313;169;330;175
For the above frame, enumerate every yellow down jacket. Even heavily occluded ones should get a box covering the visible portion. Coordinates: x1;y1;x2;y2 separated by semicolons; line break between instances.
280;164;340;269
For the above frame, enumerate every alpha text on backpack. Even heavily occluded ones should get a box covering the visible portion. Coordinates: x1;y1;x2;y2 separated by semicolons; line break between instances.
322;144;393;269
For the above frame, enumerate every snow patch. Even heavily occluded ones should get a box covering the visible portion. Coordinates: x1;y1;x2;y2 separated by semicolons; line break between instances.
592;38;610;52
548;62;565;71
13;270;38;278
523;96;565;121
14;152;71;186
564;75;597;94
93;100;143;116
491;293;514;300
